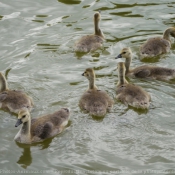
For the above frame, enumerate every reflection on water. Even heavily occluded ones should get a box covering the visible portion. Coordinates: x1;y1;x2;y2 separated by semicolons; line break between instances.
16;138;53;169
17;146;32;169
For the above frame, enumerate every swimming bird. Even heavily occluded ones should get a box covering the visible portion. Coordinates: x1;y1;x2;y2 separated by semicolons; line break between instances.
14;108;70;144
0;72;33;114
79;68;114;117
140;27;175;58
116;62;151;109
116;47;175;81
74;11;105;53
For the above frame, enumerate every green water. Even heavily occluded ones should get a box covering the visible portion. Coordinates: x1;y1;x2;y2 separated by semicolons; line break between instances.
0;0;175;175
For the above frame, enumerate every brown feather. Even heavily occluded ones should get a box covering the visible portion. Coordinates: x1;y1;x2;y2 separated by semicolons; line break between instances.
14;108;70;144
116;48;175;81
116;62;150;109
0;73;33;113
79;68;114;117
140;27;175;58
74;12;104;53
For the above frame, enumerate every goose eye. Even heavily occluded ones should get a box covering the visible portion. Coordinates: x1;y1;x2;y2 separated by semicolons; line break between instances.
63;108;69;112
22;115;26;119
123;52;126;54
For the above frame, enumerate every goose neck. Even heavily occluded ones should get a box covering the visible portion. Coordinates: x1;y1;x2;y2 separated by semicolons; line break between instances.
0;74;8;92
88;77;97;90
21;117;31;140
125;56;131;74
163;29;172;43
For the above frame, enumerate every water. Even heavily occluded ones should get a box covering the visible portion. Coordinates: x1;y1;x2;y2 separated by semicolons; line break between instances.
0;0;175;174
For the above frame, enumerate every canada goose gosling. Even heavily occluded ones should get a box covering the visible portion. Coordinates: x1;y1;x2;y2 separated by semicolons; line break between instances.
79;68;114;116
74;11;104;53
116;62;151;109
0;72;33;113
140;27;175;58
14;108;70;144
116;47;175;81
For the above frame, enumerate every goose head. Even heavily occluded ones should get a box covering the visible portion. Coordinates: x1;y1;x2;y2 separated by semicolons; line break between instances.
82;68;98;90
116;48;132;60
82;68;95;81
94;11;101;22
60;107;70;120
15;109;30;127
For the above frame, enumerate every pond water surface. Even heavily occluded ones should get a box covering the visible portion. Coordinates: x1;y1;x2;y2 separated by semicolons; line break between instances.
0;0;175;175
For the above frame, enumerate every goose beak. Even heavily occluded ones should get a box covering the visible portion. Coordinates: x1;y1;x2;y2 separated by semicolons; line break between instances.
62;108;70;113
15;119;22;127
115;54;122;59
82;73;84;76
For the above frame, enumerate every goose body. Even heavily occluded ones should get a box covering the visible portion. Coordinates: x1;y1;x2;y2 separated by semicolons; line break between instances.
116;62;151;109
116;48;175;81
74;12;104;53
0;73;33;113
140;27;175;58
14;108;69;144
79;68;114;117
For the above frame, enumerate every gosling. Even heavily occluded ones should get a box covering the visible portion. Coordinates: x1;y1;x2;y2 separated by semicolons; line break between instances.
116;62;151;109
79;68;114;117
116;48;175;81
140;27;175;58
74;11;105;53
14;108;70;144
0;72;33;114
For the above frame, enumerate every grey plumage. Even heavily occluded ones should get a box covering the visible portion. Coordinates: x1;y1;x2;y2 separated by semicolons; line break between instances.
14;108;70;144
0;72;33;114
116;62;151;109
79;68;114;117
116;48;175;81
74;12;104;53
140;27;175;58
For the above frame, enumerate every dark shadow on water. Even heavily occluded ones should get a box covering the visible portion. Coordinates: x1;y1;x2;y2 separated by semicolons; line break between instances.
17;146;32;169
0;108;18;117
74;49;103;59
0;15;3;20
79;109;105;121
91;114;105;121
15;137;53;169
140;55;163;63
5;68;11;79
75;51;87;59
115;99;149;115
57;0;81;5
128;105;149;115
171;43;175;49
37;43;60;52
